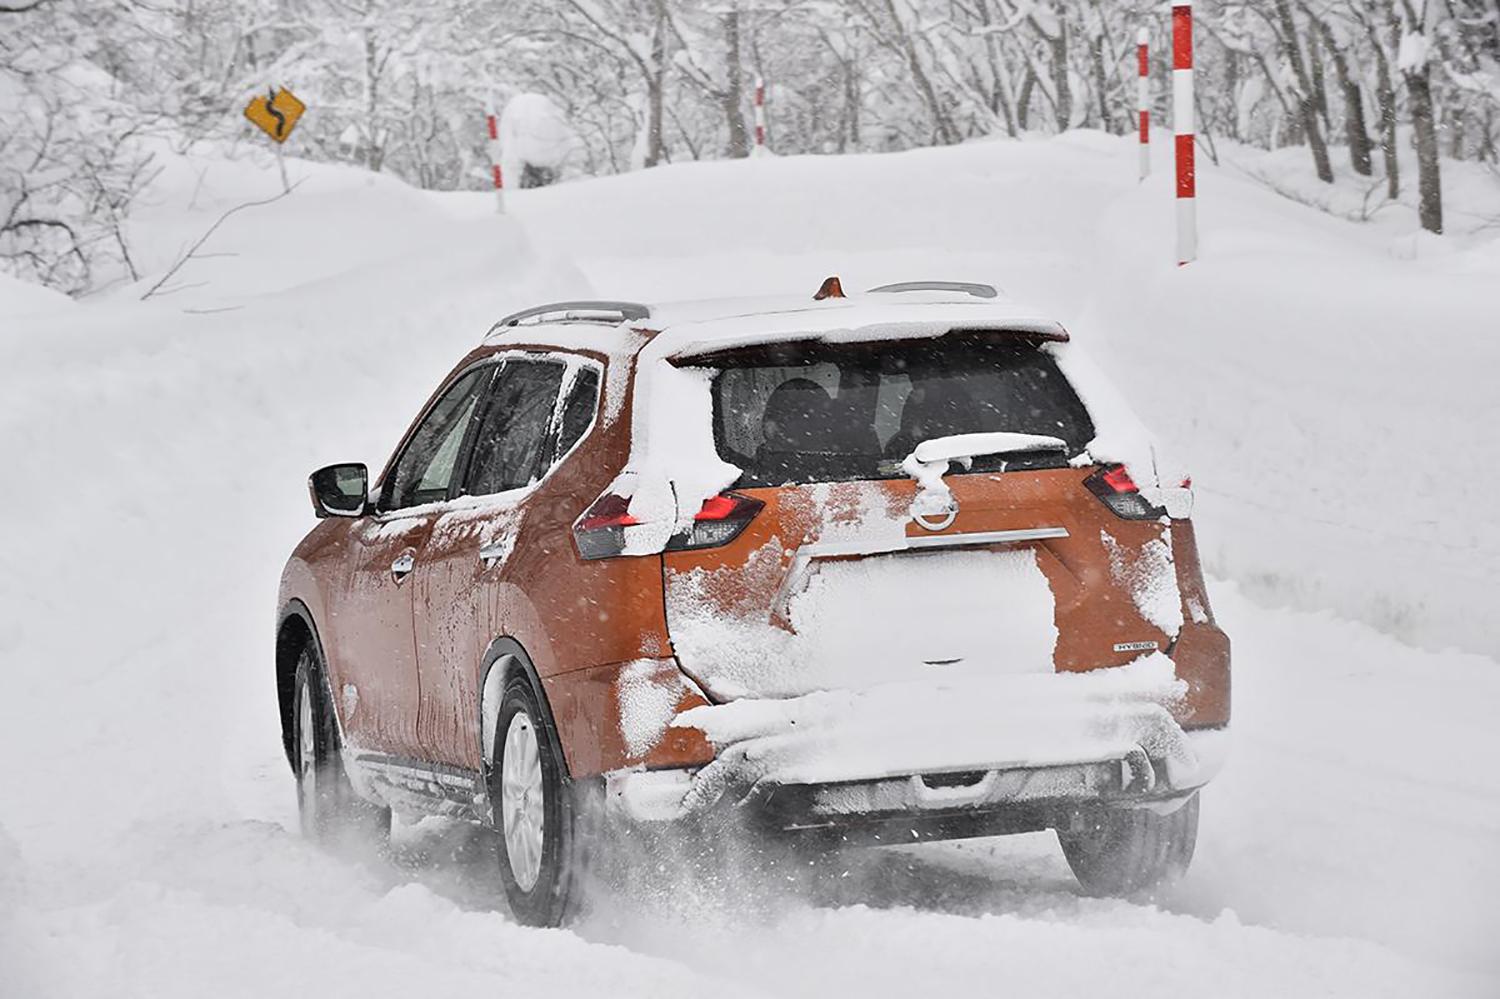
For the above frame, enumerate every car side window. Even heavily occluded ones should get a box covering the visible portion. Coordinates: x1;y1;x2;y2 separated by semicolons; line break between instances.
553;366;601;463
384;366;491;511
461;359;566;496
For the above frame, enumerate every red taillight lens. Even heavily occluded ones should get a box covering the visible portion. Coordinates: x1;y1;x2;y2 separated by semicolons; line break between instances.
573;493;639;559
576;492;639;531
694;495;739;521
1100;464;1138;493
1084;464;1165;520
573;491;762;560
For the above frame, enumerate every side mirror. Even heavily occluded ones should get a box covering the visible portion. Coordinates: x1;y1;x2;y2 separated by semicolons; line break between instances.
309;463;368;518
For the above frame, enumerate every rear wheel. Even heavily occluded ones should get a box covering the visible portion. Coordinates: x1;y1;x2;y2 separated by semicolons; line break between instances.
1058;793;1199;897
493;673;596;926
293;646;389;846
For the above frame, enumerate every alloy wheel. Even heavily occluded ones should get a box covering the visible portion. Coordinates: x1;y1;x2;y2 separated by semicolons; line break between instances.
502;711;546;891
297;674;318;822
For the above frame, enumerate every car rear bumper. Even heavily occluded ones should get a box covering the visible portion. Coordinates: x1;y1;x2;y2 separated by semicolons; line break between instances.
605;654;1229;836
754;725;1228;826
607;727;1226;840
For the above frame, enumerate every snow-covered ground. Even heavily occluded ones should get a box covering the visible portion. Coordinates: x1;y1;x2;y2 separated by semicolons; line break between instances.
1;133;1496;996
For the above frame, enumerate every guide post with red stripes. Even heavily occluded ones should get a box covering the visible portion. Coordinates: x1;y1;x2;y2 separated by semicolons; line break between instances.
753;76;767;156
486;110;505;214
1172;0;1196;263
1137;27;1150;181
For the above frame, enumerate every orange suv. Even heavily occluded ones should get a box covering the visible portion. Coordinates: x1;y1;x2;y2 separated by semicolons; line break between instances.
276;279;1230;925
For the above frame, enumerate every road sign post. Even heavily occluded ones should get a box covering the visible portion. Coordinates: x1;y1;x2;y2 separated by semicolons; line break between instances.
486;110;505;214
1172;1;1197;264
753;76;767;156
1137;27;1150;181
244;86;307;194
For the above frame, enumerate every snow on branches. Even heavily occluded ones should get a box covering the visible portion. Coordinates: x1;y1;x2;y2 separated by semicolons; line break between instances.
4;0;1499;294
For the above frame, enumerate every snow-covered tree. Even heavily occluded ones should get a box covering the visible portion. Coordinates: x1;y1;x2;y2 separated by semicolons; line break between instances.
6;0;1500;293
0;1;160;293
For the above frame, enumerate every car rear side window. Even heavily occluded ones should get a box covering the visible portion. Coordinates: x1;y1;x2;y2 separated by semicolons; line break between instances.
384;366;492;511
554;366;601;462
710;336;1095;488
462;358;566;496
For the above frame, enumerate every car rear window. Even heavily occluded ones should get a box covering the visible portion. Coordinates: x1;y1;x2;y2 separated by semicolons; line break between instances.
709;335;1095;487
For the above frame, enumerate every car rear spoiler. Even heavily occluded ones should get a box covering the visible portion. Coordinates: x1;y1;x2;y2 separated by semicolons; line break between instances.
671;323;1070;367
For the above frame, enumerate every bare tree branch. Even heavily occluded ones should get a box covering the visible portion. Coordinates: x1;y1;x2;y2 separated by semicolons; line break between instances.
140;180;302;301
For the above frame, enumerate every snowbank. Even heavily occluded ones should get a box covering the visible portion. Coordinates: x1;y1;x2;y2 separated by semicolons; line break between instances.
0;271;74;319
1077;141;1500;658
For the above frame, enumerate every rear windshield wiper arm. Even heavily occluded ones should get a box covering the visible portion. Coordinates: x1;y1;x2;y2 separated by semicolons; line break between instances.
908;432;1067;466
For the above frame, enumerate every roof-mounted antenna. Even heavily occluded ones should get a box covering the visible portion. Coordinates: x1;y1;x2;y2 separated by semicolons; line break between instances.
813;276;845;300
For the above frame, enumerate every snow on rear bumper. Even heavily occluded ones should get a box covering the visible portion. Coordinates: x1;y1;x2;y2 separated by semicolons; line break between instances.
607;655;1229;825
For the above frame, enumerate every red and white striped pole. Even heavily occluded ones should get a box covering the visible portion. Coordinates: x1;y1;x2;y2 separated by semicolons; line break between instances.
1137;27;1150;181
485;110;505;214
753;75;767;156
1172;0;1197;263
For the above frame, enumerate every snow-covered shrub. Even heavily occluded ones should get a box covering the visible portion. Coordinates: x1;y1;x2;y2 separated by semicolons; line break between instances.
0;4;158;295
499;93;578;189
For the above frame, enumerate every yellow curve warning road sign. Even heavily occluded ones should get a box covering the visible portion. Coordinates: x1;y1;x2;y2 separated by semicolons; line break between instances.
244;87;306;144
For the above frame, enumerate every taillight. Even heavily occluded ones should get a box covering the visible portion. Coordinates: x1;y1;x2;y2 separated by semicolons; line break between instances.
669;493;764;552
573;491;762;560
1084;464;1165;520
572;493;639;559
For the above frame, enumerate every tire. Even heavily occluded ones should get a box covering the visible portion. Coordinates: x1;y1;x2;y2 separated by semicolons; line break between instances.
1058;792;1199;897
292;645;390;847
492;672;596;927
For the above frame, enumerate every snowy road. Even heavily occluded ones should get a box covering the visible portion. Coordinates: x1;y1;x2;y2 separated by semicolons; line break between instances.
2;134;1496;996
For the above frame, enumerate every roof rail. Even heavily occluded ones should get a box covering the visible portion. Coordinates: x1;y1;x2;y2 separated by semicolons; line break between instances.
495;300;651;329
867;281;999;299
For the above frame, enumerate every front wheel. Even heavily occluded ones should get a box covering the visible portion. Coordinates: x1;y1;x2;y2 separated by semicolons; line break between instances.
492;674;596;926
1058;792;1199;897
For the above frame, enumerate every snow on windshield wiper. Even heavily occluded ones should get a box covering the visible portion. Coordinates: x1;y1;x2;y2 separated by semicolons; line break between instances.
901;433;1069;527
909;431;1067;466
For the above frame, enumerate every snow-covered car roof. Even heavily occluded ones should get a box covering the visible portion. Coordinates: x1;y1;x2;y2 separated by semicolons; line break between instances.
482;286;1069;361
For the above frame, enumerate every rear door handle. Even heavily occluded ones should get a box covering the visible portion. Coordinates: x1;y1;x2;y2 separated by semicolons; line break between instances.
390;552;415;582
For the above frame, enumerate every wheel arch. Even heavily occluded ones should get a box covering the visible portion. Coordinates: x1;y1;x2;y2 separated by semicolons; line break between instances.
275;599;321;771
479;637;571;797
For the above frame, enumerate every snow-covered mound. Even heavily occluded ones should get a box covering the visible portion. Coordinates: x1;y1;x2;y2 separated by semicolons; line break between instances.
0;271;74;319
104;142;507;311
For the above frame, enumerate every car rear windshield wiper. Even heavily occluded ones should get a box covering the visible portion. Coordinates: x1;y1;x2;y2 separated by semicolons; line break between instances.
908;432;1068;466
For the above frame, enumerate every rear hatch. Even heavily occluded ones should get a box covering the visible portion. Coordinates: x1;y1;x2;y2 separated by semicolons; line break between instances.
658;331;1184;702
